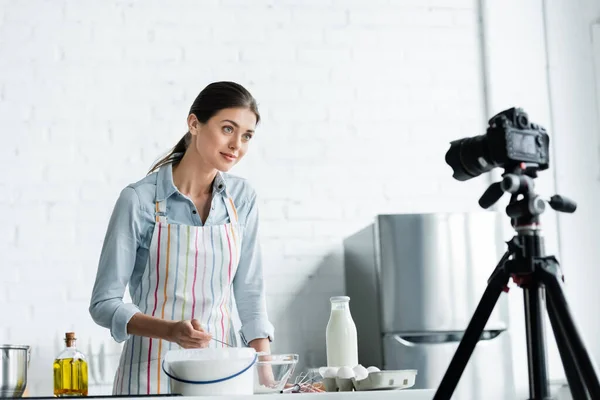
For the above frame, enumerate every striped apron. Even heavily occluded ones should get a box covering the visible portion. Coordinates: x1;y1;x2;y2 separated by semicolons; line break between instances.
112;192;243;395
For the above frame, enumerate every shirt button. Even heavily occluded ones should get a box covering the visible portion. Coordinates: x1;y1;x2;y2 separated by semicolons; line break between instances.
192;210;197;214
218;184;223;190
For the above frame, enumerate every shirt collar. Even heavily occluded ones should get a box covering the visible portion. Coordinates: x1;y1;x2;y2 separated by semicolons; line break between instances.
155;162;228;202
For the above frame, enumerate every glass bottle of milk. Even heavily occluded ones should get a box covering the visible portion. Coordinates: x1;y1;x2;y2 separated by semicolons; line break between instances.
326;296;358;367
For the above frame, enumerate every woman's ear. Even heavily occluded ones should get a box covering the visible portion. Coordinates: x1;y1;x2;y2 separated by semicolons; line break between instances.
188;114;200;136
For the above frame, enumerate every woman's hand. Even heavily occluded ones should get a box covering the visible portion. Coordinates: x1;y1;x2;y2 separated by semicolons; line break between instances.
250;339;276;388
168;319;212;348
256;362;277;388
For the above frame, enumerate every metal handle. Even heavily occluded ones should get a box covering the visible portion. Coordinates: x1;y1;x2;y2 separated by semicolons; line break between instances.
391;330;504;346
212;337;234;347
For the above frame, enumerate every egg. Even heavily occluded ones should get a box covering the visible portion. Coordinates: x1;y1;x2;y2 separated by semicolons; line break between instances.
320;367;339;378
353;364;369;381
366;366;381;373
337;366;355;379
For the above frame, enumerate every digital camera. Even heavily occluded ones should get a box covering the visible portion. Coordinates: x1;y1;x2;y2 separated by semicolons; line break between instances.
445;107;550;181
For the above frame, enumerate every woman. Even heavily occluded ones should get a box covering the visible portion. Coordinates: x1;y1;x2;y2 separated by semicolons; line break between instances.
89;81;275;395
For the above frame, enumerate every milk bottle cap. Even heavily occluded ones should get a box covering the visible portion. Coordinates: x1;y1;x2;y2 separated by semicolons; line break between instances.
330;296;350;303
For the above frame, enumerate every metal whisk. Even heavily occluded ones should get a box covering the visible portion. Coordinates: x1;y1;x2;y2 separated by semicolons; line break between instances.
281;370;324;393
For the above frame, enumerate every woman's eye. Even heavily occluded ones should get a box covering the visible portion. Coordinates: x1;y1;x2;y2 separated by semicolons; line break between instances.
243;133;253;141
223;126;234;133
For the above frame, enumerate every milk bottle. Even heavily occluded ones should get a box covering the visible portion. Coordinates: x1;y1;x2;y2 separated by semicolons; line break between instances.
326;296;358;367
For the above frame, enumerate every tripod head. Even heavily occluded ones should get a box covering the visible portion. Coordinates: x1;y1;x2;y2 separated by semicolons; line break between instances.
478;162;577;230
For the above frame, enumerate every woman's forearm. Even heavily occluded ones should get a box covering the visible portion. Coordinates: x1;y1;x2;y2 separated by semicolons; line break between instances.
127;313;269;351
127;312;176;341
249;337;271;354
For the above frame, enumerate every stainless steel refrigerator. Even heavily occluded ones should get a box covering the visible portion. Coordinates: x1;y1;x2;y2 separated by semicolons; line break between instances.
343;212;516;399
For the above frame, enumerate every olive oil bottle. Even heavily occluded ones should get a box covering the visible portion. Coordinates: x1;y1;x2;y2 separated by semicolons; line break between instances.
53;332;88;397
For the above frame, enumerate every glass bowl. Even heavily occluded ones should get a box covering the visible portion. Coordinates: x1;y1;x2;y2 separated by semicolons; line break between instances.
253;353;299;394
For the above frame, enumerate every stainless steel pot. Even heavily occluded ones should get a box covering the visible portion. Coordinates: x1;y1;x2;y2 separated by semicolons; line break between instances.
0;345;30;398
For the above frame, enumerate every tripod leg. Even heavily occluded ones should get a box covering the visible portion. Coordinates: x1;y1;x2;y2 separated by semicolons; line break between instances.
523;285;551;399
433;254;511;400
540;257;600;398
546;292;590;400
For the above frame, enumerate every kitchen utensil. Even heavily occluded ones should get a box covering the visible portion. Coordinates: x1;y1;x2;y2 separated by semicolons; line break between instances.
162;348;257;396
283;370;324;393
253;353;298;394
0;345;31;398
211;337;233;347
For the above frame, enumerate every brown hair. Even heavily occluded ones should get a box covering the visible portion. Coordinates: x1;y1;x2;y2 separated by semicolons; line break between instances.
148;81;260;174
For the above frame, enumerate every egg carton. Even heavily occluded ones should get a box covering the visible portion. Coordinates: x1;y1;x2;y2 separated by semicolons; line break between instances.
319;368;418;392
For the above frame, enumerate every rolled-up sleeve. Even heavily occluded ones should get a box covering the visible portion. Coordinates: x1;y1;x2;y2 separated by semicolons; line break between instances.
89;186;143;343
234;191;275;346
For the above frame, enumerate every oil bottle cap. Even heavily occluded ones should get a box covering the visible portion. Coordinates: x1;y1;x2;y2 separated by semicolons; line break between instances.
65;332;77;347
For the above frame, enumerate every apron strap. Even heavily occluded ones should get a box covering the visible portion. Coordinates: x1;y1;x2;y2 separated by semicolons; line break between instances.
223;195;239;224
155;199;167;223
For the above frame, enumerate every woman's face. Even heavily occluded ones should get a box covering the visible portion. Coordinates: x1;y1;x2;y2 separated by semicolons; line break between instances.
188;107;257;172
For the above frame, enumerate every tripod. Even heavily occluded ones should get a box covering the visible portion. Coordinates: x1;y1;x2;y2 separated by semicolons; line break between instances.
433;164;600;400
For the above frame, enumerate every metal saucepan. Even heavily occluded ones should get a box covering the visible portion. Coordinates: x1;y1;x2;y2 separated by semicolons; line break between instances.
0;345;31;398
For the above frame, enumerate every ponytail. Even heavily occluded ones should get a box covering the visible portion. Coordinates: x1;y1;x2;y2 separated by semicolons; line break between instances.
148;132;191;174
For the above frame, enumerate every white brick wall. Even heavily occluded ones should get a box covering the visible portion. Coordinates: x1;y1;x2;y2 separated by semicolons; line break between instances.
3;0;597;396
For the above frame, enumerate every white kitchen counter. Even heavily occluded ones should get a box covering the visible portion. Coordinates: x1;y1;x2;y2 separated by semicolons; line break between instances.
111;390;435;400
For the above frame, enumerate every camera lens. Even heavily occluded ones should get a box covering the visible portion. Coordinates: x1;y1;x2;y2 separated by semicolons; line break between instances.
445;134;496;181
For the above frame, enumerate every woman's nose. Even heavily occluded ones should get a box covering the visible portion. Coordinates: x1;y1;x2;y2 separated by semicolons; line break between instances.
229;136;241;150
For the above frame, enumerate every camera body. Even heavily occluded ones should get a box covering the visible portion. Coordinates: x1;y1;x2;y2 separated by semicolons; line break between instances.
445;107;550;181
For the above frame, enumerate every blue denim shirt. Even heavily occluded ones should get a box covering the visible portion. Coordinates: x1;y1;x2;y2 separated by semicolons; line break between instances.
89;162;275;346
